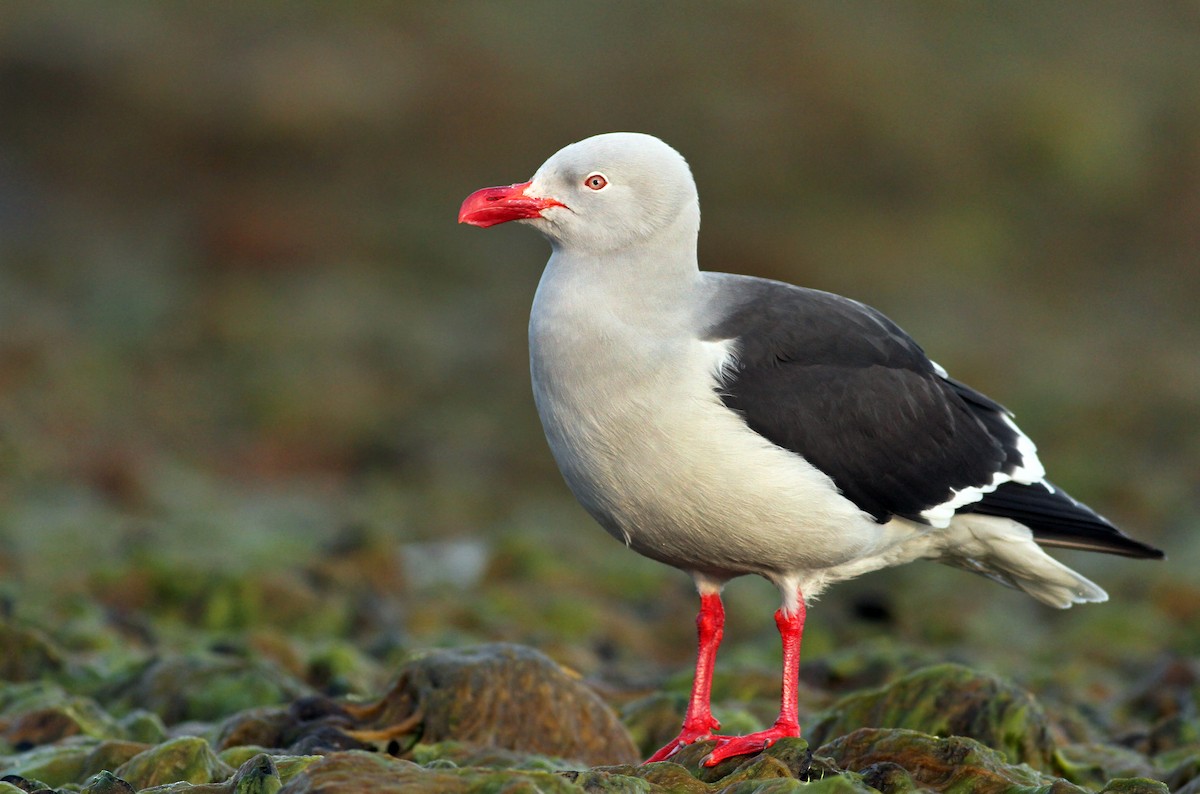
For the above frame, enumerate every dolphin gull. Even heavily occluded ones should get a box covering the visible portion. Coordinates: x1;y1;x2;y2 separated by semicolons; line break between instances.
457;132;1164;766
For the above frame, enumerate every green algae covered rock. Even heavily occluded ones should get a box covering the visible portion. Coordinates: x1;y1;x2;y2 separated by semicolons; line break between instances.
104;654;313;725
0;620;67;684
807;663;1055;769
1097;778;1170;794
819;727;1083;794
0;780;47;794
209;644;637;773
662;737;815;784
218;746;321;785
1054;743;1158;787
0;735;148;788
569;761;710;792
567;738;870;793
115;735;235;790
81;770;137;794
407;739;572;770
376;643;637;765
277;750;580;793
3;695;127;746
794;775;882;794
224;752;284;794
0;680;170;755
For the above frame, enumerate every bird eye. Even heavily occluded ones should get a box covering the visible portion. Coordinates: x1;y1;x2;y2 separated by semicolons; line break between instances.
584;173;608;191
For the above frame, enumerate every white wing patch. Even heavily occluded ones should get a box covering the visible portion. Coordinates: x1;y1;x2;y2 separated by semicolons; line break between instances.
1003;412;1046;483
703;337;740;387
919;393;1049;527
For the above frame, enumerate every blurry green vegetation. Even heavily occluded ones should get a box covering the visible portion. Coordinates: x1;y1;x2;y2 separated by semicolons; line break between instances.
0;0;1197;712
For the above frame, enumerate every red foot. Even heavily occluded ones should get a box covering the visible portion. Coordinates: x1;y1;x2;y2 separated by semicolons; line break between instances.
644;716;723;763
702;720;801;767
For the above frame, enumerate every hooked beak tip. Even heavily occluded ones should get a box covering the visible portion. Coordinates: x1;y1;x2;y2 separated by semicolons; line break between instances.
458;181;565;228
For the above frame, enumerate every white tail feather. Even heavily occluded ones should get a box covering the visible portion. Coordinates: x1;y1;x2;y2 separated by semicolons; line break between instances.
940;515;1109;609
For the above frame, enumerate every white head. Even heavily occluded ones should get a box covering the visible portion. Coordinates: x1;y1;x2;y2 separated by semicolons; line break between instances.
459;132;700;254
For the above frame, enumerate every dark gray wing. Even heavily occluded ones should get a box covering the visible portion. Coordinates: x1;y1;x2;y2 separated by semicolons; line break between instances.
704;276;1018;523
702;275;1163;559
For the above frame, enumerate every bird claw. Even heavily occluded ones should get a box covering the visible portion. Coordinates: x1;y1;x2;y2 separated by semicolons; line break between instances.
644;722;725;763
701;722;801;767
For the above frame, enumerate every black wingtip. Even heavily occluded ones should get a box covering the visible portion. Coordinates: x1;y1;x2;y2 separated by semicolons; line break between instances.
963;480;1165;561
1032;532;1166;560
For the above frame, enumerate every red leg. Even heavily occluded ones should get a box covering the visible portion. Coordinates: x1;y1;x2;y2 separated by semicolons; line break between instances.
645;591;726;762
703;594;806;766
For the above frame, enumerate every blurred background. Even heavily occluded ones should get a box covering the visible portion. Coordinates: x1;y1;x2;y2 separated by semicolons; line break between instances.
1;3;1197;686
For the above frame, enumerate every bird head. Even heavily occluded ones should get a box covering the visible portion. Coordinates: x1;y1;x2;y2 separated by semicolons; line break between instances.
458;132;699;253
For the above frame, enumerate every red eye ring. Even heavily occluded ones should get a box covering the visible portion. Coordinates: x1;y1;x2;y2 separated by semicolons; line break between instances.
584;173;608;190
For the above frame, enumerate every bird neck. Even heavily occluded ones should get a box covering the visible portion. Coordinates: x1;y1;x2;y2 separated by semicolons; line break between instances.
546;239;699;310
548;203;701;292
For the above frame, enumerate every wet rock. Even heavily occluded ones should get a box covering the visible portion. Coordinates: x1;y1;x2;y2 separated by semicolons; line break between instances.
707;754;795;789
620;692;694;760
568;762;709;793
1055;742;1158;787
277;750;579;793
407;740;570;770
793;775;880;794
0;776;50;794
3;707;81;748
573;742;872;793
80;770;136;794
0;738;104;787
806;663;1055;769
0;621;66;684
2;696;131;748
855;760;920;793
280;643;637;766
1162;753;1200;793
800;640;939;694
218;747;320;785
1120;657;1199;725
216;707;310;752
114;736;235;790
213;644;636;767
118;710;170;744
661;737;814;785
1097;779;1170;794
214;703;374;757
225;753;282;794
85;740;156;779
104;654;313;725
819;727;1084;794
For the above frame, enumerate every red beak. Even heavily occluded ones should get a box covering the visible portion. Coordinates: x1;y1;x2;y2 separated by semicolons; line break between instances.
458;181;566;228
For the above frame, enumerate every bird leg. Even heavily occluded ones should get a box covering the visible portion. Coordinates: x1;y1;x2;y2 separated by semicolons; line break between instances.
702;595;806;767
644;591;726;763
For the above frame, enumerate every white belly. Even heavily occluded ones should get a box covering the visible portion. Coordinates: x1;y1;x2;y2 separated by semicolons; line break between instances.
531;315;889;582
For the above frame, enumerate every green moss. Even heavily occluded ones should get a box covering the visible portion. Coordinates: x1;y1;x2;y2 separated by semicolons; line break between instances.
807;664;1054;769
114;736;235;790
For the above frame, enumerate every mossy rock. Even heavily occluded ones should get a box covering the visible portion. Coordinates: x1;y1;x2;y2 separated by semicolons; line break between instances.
276;750;580;793
807;663;1054;769
103;654;313;725
1054;743;1157;788
0;620;66;683
80;770;138;794
1096;779;1170;794
3;696;127;746
272;643;637;767
114;735;235;790
1;738;102;787
819;727;1083;794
